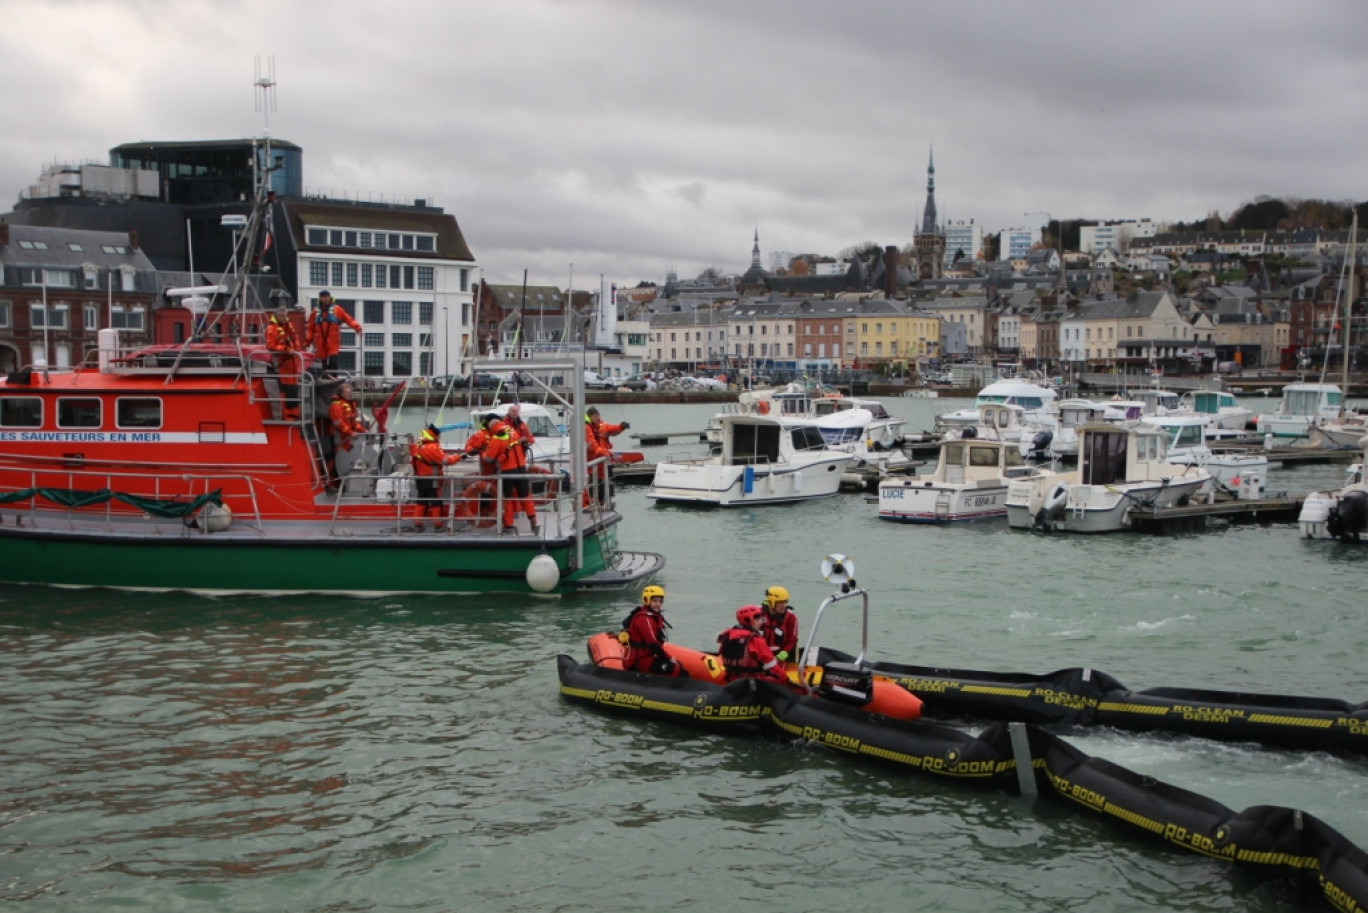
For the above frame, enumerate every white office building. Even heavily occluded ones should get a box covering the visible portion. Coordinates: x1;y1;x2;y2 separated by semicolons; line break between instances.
999;227;1040;261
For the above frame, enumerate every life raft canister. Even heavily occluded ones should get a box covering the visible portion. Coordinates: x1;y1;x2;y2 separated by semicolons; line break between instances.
588;631;627;670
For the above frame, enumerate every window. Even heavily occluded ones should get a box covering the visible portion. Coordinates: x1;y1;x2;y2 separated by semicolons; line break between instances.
459;268;470;292
363;302;385;324
359;232;372;248
416;237;435;252
58;397;101;428
346;263;358;287
0;302;9;327
32;305;69;328
329;230;343;246
111;308;144;330
403;266;415;289
17;240;49;250
0;397;41;427
418;302;433;325
116;398;162;429
83;266;98;290
363;350;385;376
363;333;385;349
417;267;434;290
390;265;401;288
331;263;344;286
309;261;328;285
361;264;372;287
307;228;327;245
67;242;84;252
100;244;130;255
84;305;99;331
337;352;357;372
374;263;387;289
392;333;412;347
392;302;412;325
391;351;412;376
345;231;357;247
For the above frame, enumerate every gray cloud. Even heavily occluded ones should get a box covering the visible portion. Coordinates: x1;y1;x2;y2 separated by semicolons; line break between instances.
1;0;1364;287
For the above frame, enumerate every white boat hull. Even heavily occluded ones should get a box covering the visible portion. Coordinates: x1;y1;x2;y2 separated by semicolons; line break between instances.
647;455;851;506
878;479;1009;523
1006;473;1209;533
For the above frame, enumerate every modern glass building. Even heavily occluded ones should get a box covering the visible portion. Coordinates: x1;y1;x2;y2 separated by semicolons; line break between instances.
110;139;303;205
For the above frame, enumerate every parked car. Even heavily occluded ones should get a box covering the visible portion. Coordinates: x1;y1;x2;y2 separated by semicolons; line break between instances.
429;374;468;388
619;374;657;391
583;371;616;390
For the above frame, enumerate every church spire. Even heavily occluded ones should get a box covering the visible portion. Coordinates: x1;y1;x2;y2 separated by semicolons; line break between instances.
920;146;938;235
751;226;762;270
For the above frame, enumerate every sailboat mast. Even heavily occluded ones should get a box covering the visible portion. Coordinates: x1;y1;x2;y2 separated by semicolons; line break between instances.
1340;212;1358;418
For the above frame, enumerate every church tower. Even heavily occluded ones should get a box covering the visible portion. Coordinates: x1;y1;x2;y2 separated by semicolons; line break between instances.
914;148;946;281
739;225;769;294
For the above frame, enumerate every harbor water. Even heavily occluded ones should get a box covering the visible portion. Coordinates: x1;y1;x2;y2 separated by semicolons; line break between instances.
2;397;1366;912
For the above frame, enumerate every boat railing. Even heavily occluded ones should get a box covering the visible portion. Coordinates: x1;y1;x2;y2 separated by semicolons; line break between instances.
0;465;265;535
323;456;612;536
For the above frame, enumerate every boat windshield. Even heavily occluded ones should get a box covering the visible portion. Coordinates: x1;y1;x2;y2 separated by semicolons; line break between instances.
524;414;562;438
1285;389;1340;413
790;425;829;452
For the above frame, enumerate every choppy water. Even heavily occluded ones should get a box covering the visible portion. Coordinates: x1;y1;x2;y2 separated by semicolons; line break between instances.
2;397;1365;912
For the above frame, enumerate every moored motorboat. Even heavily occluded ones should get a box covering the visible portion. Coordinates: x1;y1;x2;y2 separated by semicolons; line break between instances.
647;413;853;506
1298;434;1368;542
1254;382;1342;440
877;433;1039;523
1180;388;1253;432
1005;422;1211;532
1147;413;1268;500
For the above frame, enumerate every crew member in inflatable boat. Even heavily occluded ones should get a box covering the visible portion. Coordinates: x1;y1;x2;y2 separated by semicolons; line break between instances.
719;606;787;684
759;585;798;662
623;586;681;676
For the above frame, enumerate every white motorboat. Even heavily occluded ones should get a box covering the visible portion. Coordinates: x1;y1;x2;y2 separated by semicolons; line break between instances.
1307;414;1368;450
1146;413;1267;500
1005;423;1211;533
647;414;854;507
1298;436;1368;541
1254;383;1342;439
1180;389;1253;432
1051;399;1135;458
932;379;1059;437
877;436;1039;523
711;384;908;478
941;402;1056;461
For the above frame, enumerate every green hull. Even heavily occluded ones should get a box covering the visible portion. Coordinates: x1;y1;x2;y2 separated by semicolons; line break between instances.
0;527;622;595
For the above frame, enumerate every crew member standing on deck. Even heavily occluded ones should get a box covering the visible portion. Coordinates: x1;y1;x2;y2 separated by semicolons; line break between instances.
409;424;461;531
584;406;628;505
326;382;370;488
305;291;363;373
485;418;538;533
265;305;303;421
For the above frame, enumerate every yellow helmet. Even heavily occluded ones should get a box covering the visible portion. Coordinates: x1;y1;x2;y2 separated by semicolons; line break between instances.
764;585;789;609
641;584;665;604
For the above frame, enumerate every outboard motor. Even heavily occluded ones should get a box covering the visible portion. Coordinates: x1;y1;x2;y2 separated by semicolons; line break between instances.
818;661;874;707
1028;428;1054;462
1327;490;1368;543
1033;481;1070;531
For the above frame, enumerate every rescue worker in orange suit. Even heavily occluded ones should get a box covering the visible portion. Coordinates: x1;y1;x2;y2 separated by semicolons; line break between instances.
304;291;363;373
584;406;628;505
502;403;536;461
622;585;681;676
461;413;502;523
265;306;303;420
326;382;371;488
718;605;787;684
409;424;462;530
759;585;799;663
484;419;538;533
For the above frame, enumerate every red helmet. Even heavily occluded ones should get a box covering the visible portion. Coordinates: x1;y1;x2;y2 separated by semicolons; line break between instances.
736;605;765;627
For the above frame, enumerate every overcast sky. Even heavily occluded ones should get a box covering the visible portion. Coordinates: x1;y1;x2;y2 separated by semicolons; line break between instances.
2;0;1365;290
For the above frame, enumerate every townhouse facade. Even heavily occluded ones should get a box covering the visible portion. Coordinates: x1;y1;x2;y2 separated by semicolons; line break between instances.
0;223;158;373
